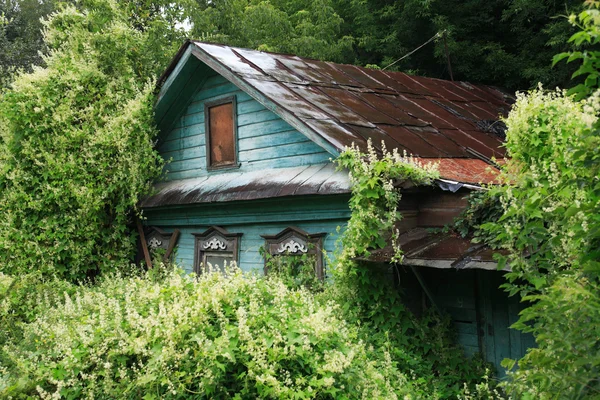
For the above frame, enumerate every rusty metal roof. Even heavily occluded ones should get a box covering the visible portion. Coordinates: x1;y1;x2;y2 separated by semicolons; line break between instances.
150;41;513;208
183;41;511;164
363;228;507;271
141;164;351;208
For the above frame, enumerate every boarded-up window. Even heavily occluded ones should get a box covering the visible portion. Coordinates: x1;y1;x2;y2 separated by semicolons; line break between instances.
205;96;238;169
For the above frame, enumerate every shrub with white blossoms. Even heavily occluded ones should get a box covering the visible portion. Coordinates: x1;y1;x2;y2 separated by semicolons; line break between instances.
478;87;600;398
1;266;418;399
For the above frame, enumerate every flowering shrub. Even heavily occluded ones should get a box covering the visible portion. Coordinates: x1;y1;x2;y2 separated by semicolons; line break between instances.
1;266;418;399
468;7;600;394
0;0;165;281
331;141;488;398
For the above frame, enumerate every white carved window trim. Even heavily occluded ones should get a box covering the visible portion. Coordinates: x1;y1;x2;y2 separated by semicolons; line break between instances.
261;227;326;280
192;226;242;274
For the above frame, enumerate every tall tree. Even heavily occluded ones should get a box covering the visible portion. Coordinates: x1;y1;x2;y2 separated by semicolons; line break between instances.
0;0;56;88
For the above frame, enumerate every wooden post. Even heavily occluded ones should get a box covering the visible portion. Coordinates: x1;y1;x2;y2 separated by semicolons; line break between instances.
164;229;180;262
136;217;153;270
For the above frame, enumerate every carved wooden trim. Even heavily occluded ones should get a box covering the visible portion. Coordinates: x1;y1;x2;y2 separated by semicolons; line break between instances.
192;226;242;274
261;226;326;280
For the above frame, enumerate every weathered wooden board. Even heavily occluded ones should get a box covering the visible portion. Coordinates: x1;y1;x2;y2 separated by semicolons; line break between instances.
157;71;333;182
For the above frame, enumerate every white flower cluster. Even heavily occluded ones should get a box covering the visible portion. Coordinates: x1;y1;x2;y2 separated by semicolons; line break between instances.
2;266;416;399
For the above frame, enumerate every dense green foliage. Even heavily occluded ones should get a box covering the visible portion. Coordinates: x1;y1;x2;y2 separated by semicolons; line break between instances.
1;267;419;399
331;142;489;398
0;0;170;281
456;5;600;397
0;0;588;91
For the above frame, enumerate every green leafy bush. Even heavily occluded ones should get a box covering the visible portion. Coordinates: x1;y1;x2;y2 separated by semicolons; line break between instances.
469;5;600;396
1;267;419;399
330;141;489;398
0;1;165;281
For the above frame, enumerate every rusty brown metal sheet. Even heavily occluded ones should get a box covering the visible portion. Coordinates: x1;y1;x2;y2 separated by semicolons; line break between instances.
332;63;391;91
303;59;361;87
383;95;454;129
358;93;429;126
431;158;500;184
410;97;476;131
440;129;505;159
276;56;332;83
287;84;375;127
318;87;399;125
345;125;404;153
234;48;305;84
303;118;369;150
377;125;445;157
384;72;435;96
407;126;470;157
195;42;263;77
244;78;330;120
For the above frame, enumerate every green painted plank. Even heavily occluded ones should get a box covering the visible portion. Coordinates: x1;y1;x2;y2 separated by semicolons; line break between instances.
159;134;204;153
238;109;282;126
454;321;478;335
457;333;479;348
238;119;295;139
240;141;324;163
238;130;312;151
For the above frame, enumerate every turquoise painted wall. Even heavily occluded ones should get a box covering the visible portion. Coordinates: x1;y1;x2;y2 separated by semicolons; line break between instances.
157;71;333;181
143;195;351;274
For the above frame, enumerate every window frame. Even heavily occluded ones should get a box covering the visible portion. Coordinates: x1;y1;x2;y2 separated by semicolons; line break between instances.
192;226;242;275
261;226;326;280
204;95;240;171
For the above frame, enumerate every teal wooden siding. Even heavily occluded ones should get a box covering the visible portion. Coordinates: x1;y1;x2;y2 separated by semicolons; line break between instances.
399;267;535;377
157;71;332;181
143;195;351;274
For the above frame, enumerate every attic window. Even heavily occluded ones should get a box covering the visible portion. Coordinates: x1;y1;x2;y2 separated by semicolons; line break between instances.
205;96;239;169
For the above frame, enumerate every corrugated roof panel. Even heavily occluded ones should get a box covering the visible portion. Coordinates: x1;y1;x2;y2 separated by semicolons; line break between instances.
195;42;263;77
318;87;399;125
234;48;305;84
244;78;330;119
377;125;446;157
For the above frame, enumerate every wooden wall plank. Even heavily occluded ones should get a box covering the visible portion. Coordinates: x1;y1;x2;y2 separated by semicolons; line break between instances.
157;71;331;182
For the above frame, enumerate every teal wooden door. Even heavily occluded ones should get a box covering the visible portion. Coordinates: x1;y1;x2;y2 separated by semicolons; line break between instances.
476;270;536;378
406;267;536;377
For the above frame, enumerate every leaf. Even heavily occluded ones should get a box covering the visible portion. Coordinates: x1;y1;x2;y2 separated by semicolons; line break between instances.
552;52;570;66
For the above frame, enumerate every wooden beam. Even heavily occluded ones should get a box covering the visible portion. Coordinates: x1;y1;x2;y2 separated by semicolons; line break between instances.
136;217;153;270
164;229;180;262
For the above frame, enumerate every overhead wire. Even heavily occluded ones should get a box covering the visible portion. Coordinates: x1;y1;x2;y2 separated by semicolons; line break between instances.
382;30;446;71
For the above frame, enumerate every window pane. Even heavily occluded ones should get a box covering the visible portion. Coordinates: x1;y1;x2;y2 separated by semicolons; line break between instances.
205;254;232;274
209;103;235;166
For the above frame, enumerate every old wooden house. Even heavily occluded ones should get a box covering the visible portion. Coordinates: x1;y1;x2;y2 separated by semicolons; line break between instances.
140;41;534;375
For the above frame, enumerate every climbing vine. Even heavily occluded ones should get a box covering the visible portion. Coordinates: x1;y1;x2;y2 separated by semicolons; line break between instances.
330;140;489;397
335;140;439;264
